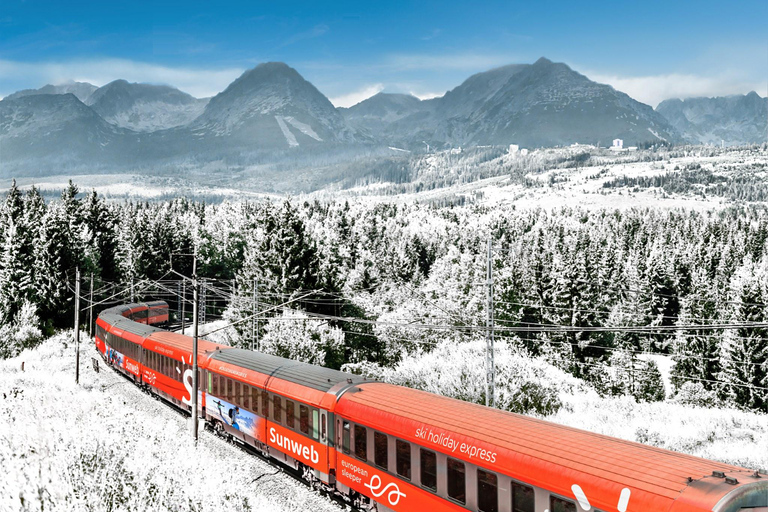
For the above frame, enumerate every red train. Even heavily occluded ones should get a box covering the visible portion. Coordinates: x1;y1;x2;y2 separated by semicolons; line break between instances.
95;301;768;512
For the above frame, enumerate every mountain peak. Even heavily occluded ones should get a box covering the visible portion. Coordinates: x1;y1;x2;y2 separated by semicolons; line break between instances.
533;57;554;66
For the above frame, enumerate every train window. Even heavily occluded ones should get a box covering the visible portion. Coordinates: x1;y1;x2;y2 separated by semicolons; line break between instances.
342;422;351;454
396;440;411;480
207;372;212;393
512;482;535;512
274;396;282;424
374;432;388;469
245;386;252;410
212;374;218;395
478;469;498;512
262;390;269;418
550;496;576;512
447;458;466;504
234;381;240;406
420;449;437;491
320;412;327;442
312;410;319;440
285;401;295;429
354;425;367;460
300;405;309;435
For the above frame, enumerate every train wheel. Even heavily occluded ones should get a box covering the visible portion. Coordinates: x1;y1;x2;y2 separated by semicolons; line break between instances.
213;421;226;438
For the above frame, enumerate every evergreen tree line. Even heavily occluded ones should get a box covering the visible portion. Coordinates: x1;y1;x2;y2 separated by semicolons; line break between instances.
603;167;768;202
1;182;767;412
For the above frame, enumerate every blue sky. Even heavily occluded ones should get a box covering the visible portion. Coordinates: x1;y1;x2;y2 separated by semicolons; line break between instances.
0;0;766;107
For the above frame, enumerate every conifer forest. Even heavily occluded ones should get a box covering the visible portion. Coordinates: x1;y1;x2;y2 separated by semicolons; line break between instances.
2;173;767;417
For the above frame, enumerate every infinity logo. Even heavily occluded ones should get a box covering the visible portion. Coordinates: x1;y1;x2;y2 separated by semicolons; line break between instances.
364;474;407;506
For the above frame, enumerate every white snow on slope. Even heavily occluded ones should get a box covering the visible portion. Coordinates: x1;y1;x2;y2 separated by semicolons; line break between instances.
648;127;667;141
275;116;299;147
284;116;323;141
0;332;343;512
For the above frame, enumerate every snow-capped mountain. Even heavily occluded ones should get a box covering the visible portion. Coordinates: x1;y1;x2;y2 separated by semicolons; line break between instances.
191;62;357;148
86;80;209;132
340;92;433;135
347;58;680;148
656;92;768;145
0;93;134;169
4;81;98;103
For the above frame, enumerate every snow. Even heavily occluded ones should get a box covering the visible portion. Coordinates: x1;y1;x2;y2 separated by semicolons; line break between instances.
0;332;344;512
284;116;323;142
647;128;667;142
275;116;299;147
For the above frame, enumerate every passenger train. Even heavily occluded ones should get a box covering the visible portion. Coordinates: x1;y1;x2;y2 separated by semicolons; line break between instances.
95;301;768;512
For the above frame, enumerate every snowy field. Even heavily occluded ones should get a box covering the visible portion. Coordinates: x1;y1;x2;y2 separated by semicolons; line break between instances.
0;332;343;512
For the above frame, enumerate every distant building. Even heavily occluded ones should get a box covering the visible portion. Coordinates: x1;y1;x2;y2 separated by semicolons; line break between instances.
520;148;529;156
450;147;462;155
610;139;626;152
509;144;519;153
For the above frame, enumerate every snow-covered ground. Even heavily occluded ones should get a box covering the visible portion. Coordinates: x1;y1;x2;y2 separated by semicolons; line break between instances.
0;332;343;512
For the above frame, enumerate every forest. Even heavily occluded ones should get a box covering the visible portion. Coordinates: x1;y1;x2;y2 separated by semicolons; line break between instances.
0;179;767;416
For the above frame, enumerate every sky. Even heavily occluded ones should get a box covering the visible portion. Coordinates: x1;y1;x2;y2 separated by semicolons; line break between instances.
0;0;766;108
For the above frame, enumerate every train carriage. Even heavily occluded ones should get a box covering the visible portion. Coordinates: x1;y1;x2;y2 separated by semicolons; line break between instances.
141;330;224;409
334;382;768;512
203;348;367;485
96;302;768;512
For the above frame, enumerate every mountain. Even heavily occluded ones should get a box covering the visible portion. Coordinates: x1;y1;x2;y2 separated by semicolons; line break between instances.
87;80;208;132
350;58;680;148
0;58;688;182
5;81;98;103
448;57;680;147
656;92;768;145
340;92;433;137
0;94;134;173
191;62;357;148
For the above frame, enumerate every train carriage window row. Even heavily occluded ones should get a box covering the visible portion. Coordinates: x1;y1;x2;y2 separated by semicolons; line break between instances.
342;419;539;512
106;331;140;362
206;372;322;441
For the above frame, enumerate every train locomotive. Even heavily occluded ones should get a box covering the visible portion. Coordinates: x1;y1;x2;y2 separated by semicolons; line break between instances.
95;301;768;512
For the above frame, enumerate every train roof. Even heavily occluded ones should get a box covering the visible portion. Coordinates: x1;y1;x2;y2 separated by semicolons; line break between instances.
337;382;762;512
145;331;227;360
208;348;367;394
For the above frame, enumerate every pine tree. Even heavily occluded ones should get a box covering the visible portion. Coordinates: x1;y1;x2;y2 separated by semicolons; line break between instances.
34;202;78;328
718;259;768;411
0;181;34;324
670;268;721;391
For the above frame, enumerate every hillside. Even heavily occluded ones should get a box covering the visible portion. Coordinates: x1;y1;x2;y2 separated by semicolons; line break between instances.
0;332;344;512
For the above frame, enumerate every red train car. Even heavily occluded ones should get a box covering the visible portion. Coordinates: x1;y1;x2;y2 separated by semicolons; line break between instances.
96;303;768;512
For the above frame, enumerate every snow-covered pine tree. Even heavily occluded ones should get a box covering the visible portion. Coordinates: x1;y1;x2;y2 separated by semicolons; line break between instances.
0;180;33;325
34;200;79;328
717;258;768;411
670;267;722;392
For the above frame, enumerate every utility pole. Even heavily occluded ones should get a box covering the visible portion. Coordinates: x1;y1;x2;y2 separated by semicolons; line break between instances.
88;273;94;338
251;277;259;350
191;252;199;442
485;239;495;408
181;280;186;335
74;268;81;384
